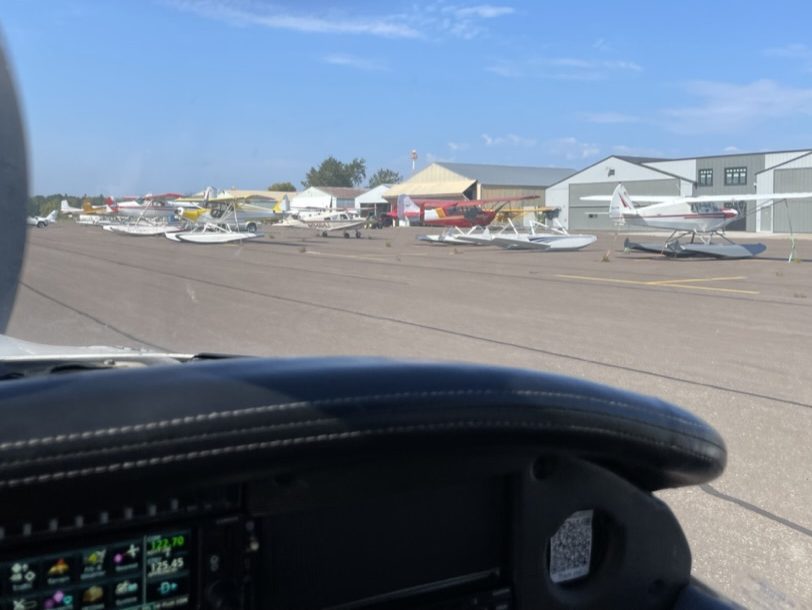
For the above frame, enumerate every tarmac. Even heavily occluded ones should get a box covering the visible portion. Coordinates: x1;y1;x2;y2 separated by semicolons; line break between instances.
8;222;812;608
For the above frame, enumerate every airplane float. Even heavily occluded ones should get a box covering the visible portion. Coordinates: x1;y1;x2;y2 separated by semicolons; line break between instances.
418;217;597;251
582;184;812;259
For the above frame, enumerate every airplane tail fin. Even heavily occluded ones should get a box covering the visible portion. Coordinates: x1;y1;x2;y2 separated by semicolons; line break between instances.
60;199;70;213
46;210;57;223
274;194;290;214
82;199;93;212
397;195;421;224
106;196;118;213
609;184;635;222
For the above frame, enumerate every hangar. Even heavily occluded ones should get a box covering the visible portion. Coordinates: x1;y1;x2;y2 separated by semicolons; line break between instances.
547;149;812;232
290;186;365;210
384;162;575;206
755;151;812;233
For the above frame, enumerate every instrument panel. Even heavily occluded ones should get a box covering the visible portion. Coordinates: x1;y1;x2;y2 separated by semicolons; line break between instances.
0;530;191;610
0;448;695;610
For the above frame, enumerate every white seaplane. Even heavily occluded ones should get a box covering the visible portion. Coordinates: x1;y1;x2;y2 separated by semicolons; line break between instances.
582;184;812;258
102;195;198;236
167;191;278;244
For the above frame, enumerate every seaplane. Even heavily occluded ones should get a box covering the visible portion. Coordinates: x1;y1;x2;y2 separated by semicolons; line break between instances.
395;194;539;228
102;194;201;236
417;210;596;251
279;208;367;238
582;184;812;259
63;198;115;224
26;210;57;228
167;192;278;244
59;199;83;217
176;189;280;231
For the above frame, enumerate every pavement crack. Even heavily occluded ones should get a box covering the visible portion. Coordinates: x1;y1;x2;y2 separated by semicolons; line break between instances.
700;483;812;538
19;281;170;352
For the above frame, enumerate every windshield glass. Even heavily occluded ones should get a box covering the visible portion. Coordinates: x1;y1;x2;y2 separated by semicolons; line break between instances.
2;1;811;607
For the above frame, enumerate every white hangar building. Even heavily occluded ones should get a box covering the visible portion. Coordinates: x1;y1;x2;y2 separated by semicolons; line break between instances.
546;149;812;232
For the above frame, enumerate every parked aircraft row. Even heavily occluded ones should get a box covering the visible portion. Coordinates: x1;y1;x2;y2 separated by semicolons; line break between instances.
40;183;812;258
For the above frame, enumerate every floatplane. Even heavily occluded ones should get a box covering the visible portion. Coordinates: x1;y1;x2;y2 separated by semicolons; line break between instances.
582;184;812;259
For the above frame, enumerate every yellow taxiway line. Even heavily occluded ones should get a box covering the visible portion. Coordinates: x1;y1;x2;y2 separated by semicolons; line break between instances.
556;274;759;295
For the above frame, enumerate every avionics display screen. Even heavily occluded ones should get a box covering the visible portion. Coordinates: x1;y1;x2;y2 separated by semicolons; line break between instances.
0;529;191;610
264;478;509;609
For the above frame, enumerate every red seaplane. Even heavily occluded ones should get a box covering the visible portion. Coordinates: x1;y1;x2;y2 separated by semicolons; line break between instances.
390;194;539;227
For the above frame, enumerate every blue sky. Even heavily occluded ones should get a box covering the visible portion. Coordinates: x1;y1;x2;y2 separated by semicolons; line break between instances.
3;0;812;195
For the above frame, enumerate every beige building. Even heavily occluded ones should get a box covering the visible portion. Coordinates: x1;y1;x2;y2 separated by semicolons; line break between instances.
384;162;575;205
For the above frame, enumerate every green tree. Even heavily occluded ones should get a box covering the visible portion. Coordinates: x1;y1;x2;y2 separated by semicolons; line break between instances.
302;156;366;188
267;182;297;192
368;168;403;189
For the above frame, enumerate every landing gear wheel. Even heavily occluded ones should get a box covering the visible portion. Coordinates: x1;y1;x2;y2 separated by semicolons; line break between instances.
355;230;361;239
36;221;46;228
343;231;350;239
322;231;328;237
246;222;257;233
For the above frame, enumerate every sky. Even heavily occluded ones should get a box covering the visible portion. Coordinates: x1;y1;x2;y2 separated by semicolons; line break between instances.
4;0;812;195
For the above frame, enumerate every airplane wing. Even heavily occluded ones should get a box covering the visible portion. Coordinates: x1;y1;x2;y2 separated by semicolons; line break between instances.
413;195;539;208
144;192;184;200
582;192;812;204
676;192;812;203
580;195;683;203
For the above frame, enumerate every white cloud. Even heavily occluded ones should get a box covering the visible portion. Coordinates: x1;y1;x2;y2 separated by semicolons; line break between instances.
539;58;641;74
322;53;387;71
169;1;515;40
452;5;514;18
592;37;612;52
487;56;642;80
425;151;455;164
724;145;740;153
662;79;812;134
582;112;640;124
447;141;469;151
544;137;600;160
611;144;664;158
764;43;812;70
485;61;523;78
168;0;421;38
765;43;812;58
481;133;537;147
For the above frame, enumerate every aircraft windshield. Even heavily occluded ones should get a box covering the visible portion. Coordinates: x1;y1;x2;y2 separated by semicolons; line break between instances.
692;202;724;213
3;2;811;608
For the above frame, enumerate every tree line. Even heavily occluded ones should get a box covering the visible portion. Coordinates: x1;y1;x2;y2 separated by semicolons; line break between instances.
269;157;402;191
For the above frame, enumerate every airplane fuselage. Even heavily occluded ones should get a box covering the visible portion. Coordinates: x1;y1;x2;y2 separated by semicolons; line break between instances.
624;201;737;234
421;208;497;228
